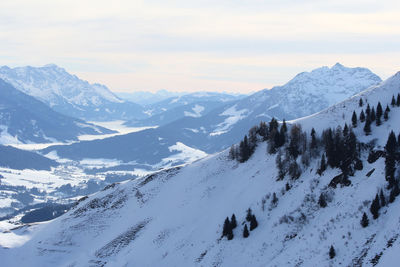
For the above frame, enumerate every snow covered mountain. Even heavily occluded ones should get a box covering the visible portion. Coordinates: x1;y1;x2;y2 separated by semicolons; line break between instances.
0;78;114;144
126;92;244;127
42;64;381;164
116;90;187;106
0;64;146;121
5;71;400;266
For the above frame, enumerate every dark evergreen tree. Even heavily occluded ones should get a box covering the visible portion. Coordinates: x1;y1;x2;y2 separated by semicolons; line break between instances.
384;106;389;121
310;128;318;152
376;102;383;125
343;123;349;137
363;117;371;136
271;192;278;206
370;107;376;122
258;121;268;140
392;95;396;106
243;224;249;238
366;104;371;117
249;215;258;231
323;128;336;168
222;217;232;239
229;145;236;160
360;110;365;122
352;111;358;128
230;214;237;229
317;153;327;175
278;121;287;147
379;189;386;207
359;98;363;107
370;193;380;220
246;208;252;222
288;124;302;159
239;135;250;163
397;93;400;106
318;193;327;208
285;182;291;191
385;131;397;188
360;212;369;228
329;245;336;259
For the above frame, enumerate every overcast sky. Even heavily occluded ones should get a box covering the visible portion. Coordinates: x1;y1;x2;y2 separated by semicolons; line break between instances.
1;0;400;93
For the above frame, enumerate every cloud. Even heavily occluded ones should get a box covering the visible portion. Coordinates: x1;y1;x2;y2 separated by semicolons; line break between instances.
0;0;399;92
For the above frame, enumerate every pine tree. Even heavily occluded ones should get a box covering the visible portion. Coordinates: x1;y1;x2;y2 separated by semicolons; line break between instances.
370;107;376;122
243;224;249;238
271;192;278;206
392;95;396;106
285;182;291;191
318;193;327;208
230;214;237;229
385;131;397;188
229;145;236;160
246;208;252;222
329;245;336;259
310;128;317;150
397;93;400;106
360;110;365;122
363;117;371;136
380;189;386;207
249;215;258;231
366;104;371;117
343;123;349;137
376;102;382;126
360;212;369;228
359;98;363;107
317;154;327;175
222;217;232;238
389;186;396;203
370;194;380;219
384;105;389;121
352;111;357;128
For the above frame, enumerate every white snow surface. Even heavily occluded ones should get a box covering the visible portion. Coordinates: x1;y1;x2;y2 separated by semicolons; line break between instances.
210;105;249;136
2;70;400;267
0;64;123;107
184;104;205;118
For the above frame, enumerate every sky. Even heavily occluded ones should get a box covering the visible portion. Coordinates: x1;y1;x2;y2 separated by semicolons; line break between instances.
0;0;400;93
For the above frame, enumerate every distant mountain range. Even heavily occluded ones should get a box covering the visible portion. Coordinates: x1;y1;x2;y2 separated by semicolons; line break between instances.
116;90;188;106
126;92;246;127
0;78;114;144
0;64;146;121
42;63;381;165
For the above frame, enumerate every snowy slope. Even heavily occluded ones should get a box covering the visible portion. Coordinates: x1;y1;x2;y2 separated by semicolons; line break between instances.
4;71;400;266
0;79;115;144
0;65;146;121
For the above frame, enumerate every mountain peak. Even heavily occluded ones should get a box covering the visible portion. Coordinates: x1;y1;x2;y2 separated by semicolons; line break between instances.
332;62;344;69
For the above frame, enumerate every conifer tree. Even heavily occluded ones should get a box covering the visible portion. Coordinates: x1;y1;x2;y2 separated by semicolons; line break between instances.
359;98;363;107
360;212;369;228
389;186;396;203
376;102;383;122
397;94;400;106
385;131;397;188
329;245;336;259
392;95;396;106
318;193;327;208
230;214;237;229
370;107;376;122
384;105;390;121
222;217;232;238
243;224;249;238
360;110;365;122
370;194;380;219
352;111;357;128
363;117;371;136
310;128;317;150
229;145;236;160
317;153;327;175
285;182;291;191
246;208;252;222
380;189;386;207
249;215;258;231
343;123;349;137
271;192;278;206
366;104;371;117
